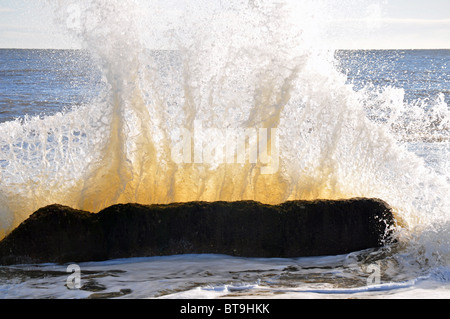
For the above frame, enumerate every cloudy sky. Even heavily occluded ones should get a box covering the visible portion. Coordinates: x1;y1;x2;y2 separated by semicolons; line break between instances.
0;0;449;49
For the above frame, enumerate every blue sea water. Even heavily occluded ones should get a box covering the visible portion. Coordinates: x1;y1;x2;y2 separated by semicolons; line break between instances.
0;49;103;123
336;50;450;106
0;48;448;299
1;49;448;124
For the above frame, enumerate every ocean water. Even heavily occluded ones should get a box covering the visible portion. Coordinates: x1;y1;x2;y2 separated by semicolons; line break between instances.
0;0;449;299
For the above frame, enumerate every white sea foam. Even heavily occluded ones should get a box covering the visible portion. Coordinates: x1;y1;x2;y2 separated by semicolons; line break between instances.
1;254;448;299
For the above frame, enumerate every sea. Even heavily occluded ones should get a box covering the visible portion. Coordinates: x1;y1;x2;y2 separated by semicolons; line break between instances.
0;1;449;300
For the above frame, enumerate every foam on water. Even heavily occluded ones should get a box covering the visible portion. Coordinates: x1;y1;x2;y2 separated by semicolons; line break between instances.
0;0;448;284
0;254;448;299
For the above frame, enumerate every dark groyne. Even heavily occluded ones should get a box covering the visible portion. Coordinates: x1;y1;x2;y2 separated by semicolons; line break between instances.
0;198;395;265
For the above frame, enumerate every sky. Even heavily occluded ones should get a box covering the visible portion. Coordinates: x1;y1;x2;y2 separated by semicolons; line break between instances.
0;0;449;50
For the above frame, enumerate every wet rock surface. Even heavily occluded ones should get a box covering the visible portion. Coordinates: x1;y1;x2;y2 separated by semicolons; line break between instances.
0;198;395;265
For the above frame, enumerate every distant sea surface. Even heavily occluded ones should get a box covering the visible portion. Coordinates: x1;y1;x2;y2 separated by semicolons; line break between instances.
1;49;448;123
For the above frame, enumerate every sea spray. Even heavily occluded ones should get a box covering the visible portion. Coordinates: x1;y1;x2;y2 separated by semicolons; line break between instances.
0;0;448;274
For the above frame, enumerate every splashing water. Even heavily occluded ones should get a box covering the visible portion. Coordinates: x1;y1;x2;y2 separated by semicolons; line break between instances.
0;0;448;276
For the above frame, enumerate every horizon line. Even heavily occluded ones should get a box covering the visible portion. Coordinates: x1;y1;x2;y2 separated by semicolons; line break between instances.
1;47;449;51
